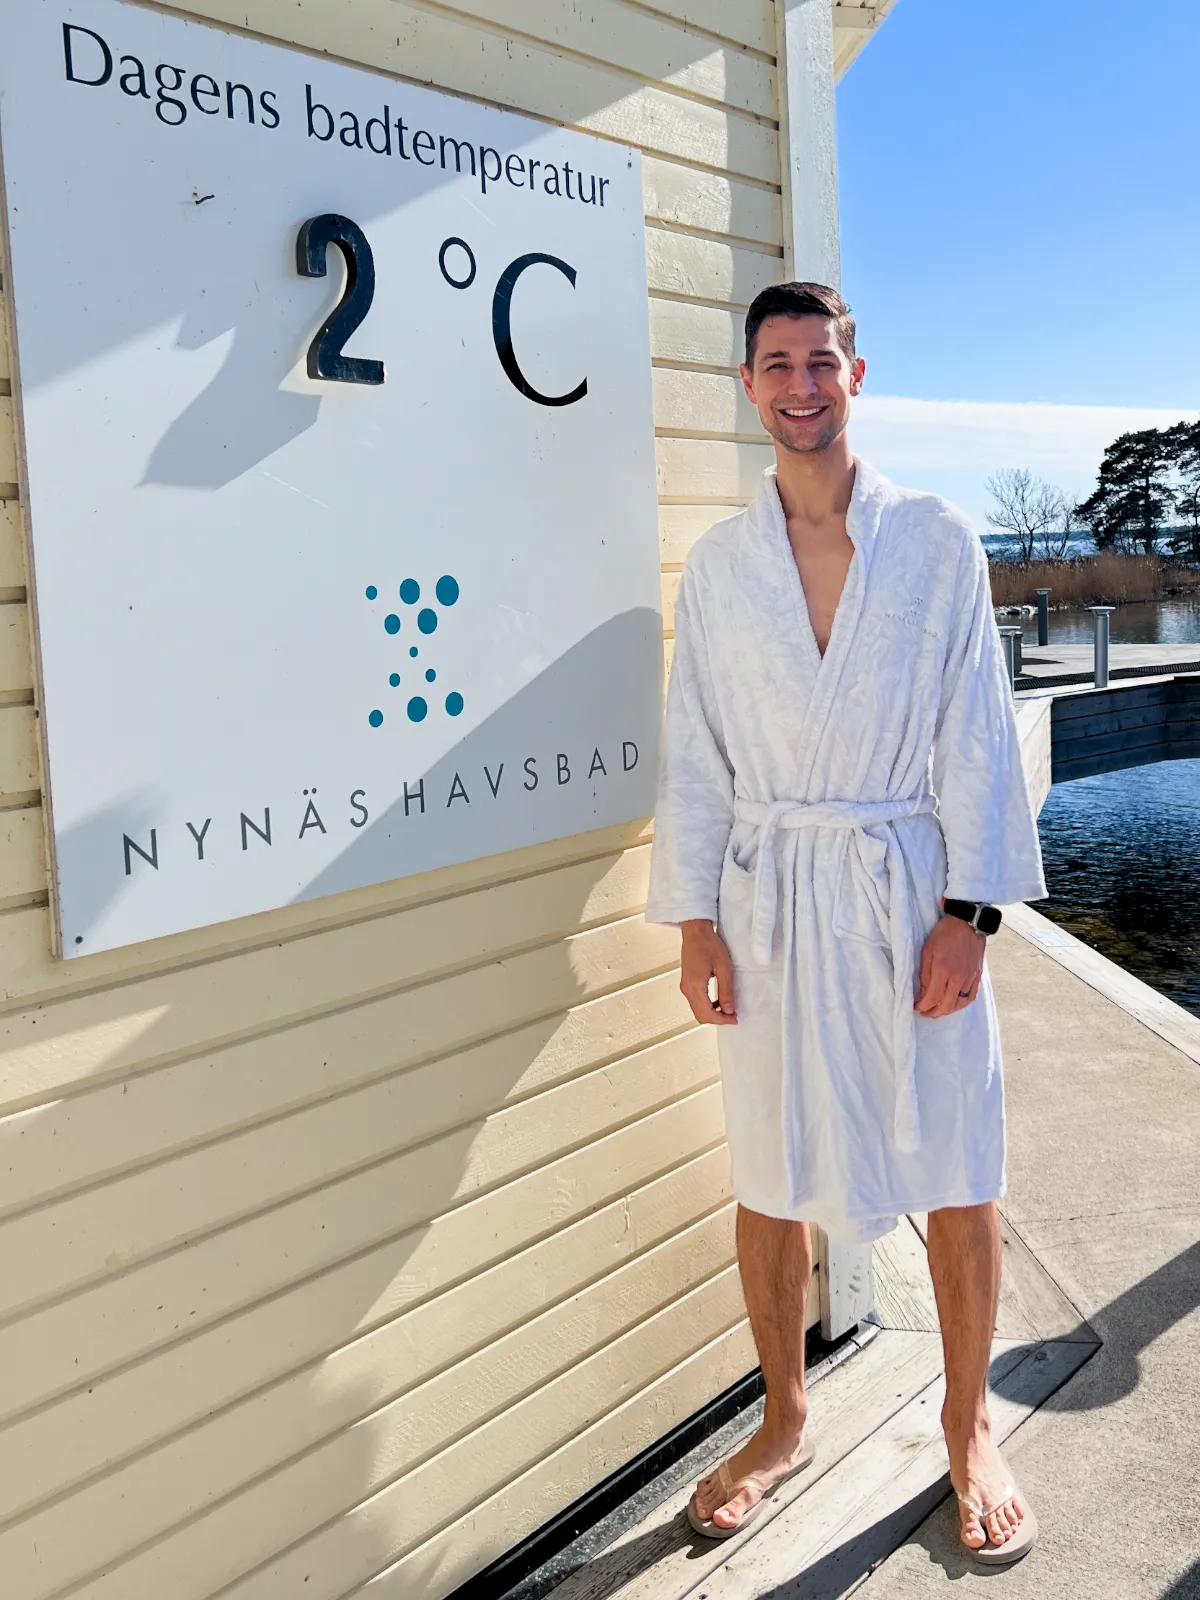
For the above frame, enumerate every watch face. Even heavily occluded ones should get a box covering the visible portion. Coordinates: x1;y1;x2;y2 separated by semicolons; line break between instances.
977;905;1002;935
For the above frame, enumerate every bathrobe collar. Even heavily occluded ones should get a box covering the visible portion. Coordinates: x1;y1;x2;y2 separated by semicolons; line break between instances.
753;456;894;576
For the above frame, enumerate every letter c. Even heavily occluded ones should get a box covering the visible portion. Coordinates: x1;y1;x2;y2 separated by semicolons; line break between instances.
492;253;587;408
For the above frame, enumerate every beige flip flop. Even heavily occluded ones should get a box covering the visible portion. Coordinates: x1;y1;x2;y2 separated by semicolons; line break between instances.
686;1441;816;1540
957;1485;1038;1566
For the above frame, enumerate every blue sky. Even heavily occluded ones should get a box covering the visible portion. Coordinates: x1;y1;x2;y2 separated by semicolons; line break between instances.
836;0;1200;523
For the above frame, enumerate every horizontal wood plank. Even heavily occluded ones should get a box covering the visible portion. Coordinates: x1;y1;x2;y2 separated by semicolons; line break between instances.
430;0;776;117
630;0;776;55
368;1326;761;1599
0;1084;727;1421
2;1211;738;1554
0;948;691;1215
2;1150;733;1518
653;365;765;437
0;845;660;1105
0;1027;718;1322
0;504;24;591
0;399;14;482
646;229;781;305
0;706;38;799
0;601;31;694
659;504;737;566
661;569;680;634
77;1277;751;1600
168;0;778;181
656;435;773;500
0;805;44;901
0;300;9;383
643;157;781;244
650;298;743;369
0;816;655;1012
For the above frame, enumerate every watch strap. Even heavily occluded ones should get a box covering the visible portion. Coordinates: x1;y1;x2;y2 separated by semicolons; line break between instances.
944;898;1002;935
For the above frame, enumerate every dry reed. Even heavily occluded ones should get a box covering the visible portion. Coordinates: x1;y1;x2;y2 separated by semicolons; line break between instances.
989;553;1200;610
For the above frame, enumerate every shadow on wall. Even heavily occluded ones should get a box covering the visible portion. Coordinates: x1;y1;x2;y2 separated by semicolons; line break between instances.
17;18;777;493
4;608;695;1600
301;605;662;904
50;608;662;945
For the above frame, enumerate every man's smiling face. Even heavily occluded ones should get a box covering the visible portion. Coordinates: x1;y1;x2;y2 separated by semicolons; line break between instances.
740;313;865;456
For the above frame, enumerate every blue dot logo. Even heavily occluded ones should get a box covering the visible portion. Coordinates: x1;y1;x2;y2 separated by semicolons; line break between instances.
362;574;462;729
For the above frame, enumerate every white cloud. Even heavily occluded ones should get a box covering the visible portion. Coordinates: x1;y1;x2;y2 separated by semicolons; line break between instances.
851;394;1200;531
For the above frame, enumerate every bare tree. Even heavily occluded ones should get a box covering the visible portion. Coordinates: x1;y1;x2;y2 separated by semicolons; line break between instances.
1038;488;1073;562
985;468;1069;563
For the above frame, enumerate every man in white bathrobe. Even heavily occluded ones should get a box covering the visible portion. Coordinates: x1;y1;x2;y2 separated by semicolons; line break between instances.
646;283;1047;1562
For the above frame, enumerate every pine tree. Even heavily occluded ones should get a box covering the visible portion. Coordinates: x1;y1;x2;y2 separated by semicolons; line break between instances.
1169;420;1200;561
1075;428;1178;554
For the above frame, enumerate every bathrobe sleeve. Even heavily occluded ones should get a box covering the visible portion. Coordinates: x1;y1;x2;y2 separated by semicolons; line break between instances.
646;561;735;926
932;530;1047;906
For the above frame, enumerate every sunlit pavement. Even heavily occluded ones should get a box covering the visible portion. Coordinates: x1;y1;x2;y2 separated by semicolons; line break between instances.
857;925;1200;1599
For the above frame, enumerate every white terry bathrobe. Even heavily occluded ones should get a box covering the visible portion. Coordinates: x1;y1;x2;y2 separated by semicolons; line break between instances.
646;462;1046;1242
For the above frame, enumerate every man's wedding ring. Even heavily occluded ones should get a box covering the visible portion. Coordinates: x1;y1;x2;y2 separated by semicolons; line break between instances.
958;989;971;998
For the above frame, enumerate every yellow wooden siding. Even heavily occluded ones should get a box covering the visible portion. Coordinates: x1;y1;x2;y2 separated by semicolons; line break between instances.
0;398;15;482
0;0;805;1595
0;503;25;588
0;705;39;802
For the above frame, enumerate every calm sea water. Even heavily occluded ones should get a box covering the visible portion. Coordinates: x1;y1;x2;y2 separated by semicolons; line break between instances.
1042;598;1200;647
1036;761;1200;1016
1032;600;1200;1017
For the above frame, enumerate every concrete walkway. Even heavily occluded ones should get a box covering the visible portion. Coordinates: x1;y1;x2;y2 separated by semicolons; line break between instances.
1017;640;1200;686
858;920;1200;1600
539;911;1200;1600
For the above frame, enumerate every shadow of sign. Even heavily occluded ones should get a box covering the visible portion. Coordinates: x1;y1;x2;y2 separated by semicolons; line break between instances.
300;606;662;905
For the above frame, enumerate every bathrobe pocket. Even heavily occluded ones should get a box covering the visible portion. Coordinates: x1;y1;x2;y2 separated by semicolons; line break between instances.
717;825;770;970
831;831;891;947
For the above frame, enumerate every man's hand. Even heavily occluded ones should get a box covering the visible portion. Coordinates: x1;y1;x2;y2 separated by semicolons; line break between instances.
915;914;985;1018
680;919;738;1025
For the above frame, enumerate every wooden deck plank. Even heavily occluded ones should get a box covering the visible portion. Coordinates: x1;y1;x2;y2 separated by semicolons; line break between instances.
870;1218;938;1334
997;1210;1095;1344
671;1340;1093;1600
551;1329;945;1600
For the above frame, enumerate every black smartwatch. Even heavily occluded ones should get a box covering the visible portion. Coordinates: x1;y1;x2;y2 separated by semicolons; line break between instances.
944;899;1002;936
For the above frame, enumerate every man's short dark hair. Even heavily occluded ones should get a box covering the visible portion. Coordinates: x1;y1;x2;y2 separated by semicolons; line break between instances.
744;282;856;368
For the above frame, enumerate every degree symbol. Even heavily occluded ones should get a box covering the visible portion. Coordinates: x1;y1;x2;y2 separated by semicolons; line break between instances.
439;237;477;290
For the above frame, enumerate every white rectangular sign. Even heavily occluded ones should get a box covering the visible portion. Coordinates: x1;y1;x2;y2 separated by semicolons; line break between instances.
0;0;662;956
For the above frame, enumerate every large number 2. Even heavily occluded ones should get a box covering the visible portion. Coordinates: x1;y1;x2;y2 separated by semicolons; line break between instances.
296;214;386;386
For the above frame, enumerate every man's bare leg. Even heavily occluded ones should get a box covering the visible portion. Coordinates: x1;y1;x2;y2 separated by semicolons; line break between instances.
926;1201;1029;1552
693;1205;813;1530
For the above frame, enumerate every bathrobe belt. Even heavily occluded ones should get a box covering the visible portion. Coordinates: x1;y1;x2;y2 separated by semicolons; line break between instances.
733;795;938;1156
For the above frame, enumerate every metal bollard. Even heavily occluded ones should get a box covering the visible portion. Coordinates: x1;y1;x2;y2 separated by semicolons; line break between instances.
998;626;1023;689
1088;605;1114;688
1034;587;1051;648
